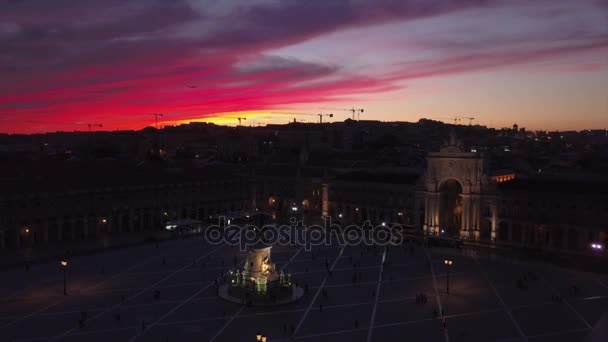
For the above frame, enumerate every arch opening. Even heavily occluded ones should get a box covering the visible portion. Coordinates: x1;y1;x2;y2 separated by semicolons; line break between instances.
439;179;462;236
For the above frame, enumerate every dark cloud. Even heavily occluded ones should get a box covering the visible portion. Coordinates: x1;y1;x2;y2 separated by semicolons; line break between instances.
0;0;606;131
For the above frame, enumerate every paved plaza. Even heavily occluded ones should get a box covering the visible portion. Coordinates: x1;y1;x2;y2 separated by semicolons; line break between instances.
1;236;607;342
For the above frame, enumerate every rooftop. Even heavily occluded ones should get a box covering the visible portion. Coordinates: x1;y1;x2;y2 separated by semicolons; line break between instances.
499;176;608;195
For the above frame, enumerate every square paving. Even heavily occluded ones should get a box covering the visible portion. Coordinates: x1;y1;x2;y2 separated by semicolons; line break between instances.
0;236;606;341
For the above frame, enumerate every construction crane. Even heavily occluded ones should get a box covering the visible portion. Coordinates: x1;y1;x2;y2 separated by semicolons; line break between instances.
152;113;164;129
266;112;334;124
87;123;103;132
228;117;247;126
314;113;333;123
435;116;475;125
321;107;364;120
289;112;333;124
73;122;103;131
348;107;364;120
461;117;475;125
436;117;461;125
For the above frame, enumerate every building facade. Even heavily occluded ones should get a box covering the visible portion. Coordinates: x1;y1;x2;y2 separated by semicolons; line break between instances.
0;162;252;249
322;133;608;254
2;138;607;255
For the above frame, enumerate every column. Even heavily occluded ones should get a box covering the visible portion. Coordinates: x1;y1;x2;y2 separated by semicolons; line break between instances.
14;230;21;248
42;222;49;243
114;213;121;233
94;216;102;235
490;205;497;241
82;217;89;239
0;230;5;249
430;193;439;234
423;196;429;233
116;212;123;233
70;218;76;240
128;209;135;232
93;216;100;237
321;183;329;218
473;197;481;240
434;193;441;234
57;219;64;241
461;195;470;238
414;198;421;228
251;179;257;212
139;210;145;231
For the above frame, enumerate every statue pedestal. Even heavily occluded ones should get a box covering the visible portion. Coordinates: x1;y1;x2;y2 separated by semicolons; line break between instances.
219;283;304;307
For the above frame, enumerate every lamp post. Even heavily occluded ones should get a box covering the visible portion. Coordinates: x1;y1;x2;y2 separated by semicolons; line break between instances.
256;333;267;341
61;260;68;295
444;259;453;294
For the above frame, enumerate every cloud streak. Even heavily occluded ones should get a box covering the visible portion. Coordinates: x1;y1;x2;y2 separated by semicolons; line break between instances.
0;0;606;132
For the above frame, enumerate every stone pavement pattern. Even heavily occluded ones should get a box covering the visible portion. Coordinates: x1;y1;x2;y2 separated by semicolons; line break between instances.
0;236;607;342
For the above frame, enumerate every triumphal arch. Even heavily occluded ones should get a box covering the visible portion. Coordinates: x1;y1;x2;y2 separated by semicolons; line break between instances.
421;132;493;240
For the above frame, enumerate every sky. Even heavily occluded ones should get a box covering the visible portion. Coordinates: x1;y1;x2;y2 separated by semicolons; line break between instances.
0;0;607;133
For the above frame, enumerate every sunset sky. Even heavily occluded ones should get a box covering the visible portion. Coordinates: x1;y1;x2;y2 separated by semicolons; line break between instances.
1;0;607;133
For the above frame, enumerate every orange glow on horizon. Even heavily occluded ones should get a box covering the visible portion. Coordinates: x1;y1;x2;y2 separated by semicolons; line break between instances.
165;110;334;127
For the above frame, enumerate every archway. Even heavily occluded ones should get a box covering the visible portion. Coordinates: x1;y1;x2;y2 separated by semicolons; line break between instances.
480;219;492;240
512;223;522;243
5;229;18;248
439;179;462;236
498;222;509;241
552;227;563;249
567;228;578;250
48;223;59;241
62;221;73;241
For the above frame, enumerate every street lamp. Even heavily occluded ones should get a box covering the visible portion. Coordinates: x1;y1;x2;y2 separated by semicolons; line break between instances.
61;260;68;295
256;333;268;341
444;259;453;294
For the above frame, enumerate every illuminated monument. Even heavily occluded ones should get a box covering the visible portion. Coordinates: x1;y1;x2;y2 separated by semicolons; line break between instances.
421;131;489;239
219;228;303;306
